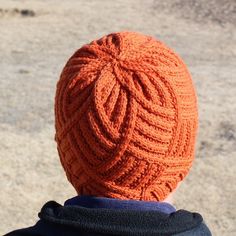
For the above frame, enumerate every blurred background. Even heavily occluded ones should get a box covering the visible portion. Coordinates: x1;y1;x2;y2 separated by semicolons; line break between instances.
0;0;235;235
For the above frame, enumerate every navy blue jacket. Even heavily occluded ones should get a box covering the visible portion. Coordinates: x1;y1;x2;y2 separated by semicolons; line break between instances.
5;196;211;236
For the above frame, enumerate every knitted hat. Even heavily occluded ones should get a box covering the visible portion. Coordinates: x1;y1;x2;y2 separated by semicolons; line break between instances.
54;31;198;201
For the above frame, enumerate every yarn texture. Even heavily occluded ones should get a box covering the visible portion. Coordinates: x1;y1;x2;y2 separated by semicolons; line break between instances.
54;31;198;201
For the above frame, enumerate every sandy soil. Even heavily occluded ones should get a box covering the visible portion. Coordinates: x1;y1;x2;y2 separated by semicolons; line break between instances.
0;0;235;235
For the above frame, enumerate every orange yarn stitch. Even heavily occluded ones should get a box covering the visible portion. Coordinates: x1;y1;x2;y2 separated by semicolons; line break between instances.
54;31;198;201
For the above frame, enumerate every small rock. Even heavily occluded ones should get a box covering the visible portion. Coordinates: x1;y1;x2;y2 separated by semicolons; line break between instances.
18;69;30;74
20;9;35;17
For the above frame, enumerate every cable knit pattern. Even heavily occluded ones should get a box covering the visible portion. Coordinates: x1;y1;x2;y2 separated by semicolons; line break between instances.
54;31;198;201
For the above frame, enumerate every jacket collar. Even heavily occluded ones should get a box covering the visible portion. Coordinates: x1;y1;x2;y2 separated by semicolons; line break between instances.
39;201;203;236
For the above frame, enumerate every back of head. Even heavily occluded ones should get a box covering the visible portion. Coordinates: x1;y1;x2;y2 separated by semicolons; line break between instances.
54;31;198;201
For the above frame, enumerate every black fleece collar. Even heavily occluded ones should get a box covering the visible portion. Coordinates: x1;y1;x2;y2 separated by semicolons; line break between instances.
38;201;203;236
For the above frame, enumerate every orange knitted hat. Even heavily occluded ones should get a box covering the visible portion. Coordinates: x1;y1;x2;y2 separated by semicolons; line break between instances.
54;31;198;201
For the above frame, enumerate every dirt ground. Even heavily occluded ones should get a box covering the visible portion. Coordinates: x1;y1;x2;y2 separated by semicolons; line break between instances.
0;0;235;235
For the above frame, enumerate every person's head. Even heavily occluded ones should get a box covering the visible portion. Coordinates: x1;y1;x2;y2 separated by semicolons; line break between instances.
54;31;198;202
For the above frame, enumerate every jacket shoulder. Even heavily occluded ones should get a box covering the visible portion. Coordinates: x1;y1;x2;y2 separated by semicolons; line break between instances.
175;222;212;236
4;228;37;236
